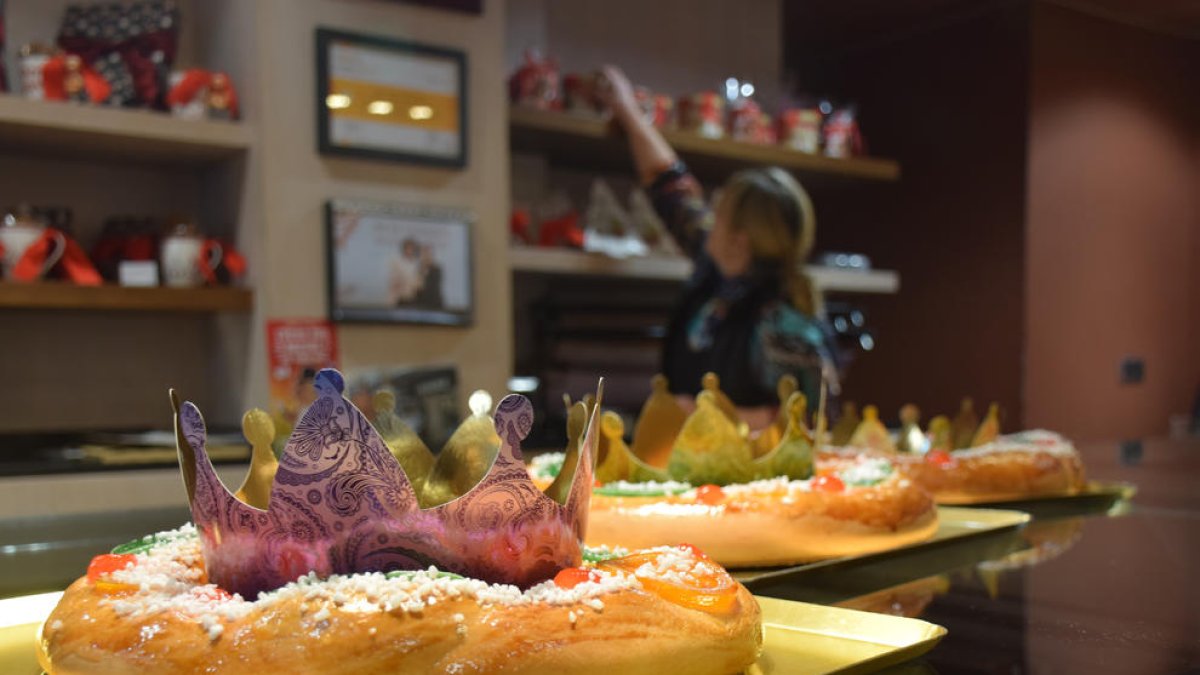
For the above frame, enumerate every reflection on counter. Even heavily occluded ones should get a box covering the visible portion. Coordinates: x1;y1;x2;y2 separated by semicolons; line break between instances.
835;575;949;619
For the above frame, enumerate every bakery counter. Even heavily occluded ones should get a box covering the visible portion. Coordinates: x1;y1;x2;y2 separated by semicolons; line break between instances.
0;506;192;599
2;438;1196;673
0;463;246;599
764;437;1200;674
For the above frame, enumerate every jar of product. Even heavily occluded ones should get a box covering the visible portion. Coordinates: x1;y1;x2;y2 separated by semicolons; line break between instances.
678;91;724;139
779;109;823;154
19;43;53;100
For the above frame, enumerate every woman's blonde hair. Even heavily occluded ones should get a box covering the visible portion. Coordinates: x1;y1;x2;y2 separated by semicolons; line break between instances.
720;167;820;316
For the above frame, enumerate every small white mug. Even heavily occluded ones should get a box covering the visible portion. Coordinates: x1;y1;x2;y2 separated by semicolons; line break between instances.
161;235;222;287
0;224;65;280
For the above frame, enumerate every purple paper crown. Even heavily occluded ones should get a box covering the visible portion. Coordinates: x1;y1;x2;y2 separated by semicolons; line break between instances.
172;369;598;598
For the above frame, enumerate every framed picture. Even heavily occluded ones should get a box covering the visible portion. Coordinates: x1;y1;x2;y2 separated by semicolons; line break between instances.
326;199;473;326
316;28;467;167
391;0;482;15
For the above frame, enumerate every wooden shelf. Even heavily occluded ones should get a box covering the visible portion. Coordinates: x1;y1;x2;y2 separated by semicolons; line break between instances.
0;283;254;312
0;95;253;165
509;105;900;183
509;246;899;294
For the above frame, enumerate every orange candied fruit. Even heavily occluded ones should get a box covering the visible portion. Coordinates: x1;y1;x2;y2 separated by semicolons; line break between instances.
678;543;710;560
553;566;600;589
694;484;726;505
813;474;845;493
599;550;738;614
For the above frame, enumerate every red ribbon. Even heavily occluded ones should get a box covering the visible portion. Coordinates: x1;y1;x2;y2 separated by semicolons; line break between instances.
40;55;112;103
167;69;240;118
198;239;246;286
222;244;247;280
11;228;102;285
538;211;584;248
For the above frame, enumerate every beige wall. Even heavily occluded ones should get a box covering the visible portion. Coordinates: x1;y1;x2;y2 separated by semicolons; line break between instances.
1024;4;1199;441
249;0;512;410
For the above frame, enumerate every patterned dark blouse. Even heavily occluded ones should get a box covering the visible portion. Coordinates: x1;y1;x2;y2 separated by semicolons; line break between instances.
649;164;837;408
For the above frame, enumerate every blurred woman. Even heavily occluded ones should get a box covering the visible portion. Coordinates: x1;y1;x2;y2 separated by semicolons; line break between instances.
600;66;839;427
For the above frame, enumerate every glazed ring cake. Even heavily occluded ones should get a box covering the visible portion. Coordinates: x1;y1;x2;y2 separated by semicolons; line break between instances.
533;452;939;567
859;430;1087;504
38;527;762;675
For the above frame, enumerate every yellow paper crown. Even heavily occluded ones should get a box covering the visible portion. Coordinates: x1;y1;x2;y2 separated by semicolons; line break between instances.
589;372;816;486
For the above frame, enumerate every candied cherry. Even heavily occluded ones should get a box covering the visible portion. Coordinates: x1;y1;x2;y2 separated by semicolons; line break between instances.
813;474;845;493
87;553;139;595
926;450;954;467
87;554;137;582
695;484;726;505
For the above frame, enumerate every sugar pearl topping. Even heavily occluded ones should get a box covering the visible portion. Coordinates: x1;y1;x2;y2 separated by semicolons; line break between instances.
92;525;716;641
952;430;1078;459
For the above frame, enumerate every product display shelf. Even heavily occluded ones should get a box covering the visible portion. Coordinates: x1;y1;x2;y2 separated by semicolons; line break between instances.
0;282;253;312
509;105;901;182
0;94;252;165
509;246;900;294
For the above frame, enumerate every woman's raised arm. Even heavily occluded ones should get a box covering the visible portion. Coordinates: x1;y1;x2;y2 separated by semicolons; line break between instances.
598;65;679;185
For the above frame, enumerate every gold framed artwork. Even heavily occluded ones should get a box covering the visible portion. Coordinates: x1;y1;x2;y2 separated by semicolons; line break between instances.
316;28;467;167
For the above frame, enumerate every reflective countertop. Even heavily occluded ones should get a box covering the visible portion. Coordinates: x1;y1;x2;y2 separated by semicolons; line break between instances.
757;438;1200;675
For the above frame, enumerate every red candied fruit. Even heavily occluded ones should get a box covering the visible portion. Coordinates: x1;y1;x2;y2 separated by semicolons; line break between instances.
695;484;726;505
813;474;845;493
926;450;955;467
87;554;137;582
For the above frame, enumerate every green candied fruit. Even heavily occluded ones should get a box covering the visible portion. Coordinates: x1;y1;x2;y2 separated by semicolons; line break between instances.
529;453;564;480
111;534;160;555
581;547;624;563
593;482;692;498
385;570;464;581
540;458;563;479
841;462;894;487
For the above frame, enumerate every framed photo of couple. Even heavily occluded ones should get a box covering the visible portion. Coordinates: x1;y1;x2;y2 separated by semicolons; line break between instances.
325;199;473;326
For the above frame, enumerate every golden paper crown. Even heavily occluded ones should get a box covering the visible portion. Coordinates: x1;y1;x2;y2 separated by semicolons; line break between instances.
588;372;817;486
832;397;1002;454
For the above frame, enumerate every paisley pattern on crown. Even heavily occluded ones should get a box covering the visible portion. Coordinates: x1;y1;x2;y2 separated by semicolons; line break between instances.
173;369;598;598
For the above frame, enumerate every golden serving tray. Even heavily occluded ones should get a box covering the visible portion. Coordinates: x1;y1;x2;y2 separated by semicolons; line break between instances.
752;596;945;674
939;481;1136;517
735;506;1030;591
0;592;59;675
0;592;944;675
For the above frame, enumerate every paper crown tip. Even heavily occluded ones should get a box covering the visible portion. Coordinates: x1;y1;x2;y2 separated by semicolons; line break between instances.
314;368;345;395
